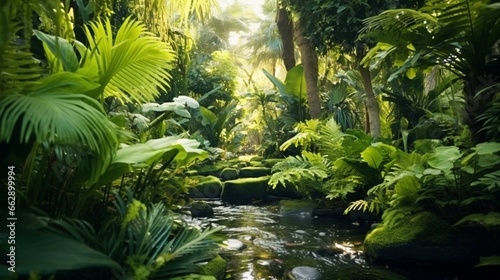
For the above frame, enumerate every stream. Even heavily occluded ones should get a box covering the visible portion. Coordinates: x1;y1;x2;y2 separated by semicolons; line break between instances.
192;202;399;279
188;201;487;280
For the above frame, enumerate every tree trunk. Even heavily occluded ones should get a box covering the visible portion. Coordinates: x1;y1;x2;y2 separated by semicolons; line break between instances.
462;78;497;144
276;4;296;71
356;47;381;138
294;17;321;119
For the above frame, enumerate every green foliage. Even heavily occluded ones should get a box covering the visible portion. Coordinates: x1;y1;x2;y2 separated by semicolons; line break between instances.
270;118;374;198
286;0;423;54
0;212;121;278
197;99;241;149
361;0;500;143
356;141;500;228
324;81;360;131
269;151;330;193
106;190;221;279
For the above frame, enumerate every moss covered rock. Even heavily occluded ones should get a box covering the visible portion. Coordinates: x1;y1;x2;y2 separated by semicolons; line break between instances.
196;163;228;177
364;211;487;265
221;176;270;204
250;156;264;162
239;167;270;178
189;201;214;218
262;158;284;168
200;254;227;280
219;167;239;181
249;161;265;167
189;176;223;198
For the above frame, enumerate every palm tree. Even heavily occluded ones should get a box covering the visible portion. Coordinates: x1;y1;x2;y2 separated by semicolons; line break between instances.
361;0;500;143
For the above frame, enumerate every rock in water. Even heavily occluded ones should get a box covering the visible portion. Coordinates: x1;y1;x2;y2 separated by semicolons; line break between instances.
289;266;322;280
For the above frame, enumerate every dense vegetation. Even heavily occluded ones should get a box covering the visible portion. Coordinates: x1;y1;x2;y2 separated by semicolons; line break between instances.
0;0;499;279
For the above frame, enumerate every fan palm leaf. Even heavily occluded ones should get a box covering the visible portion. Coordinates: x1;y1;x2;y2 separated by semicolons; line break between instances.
0;72;118;182
80;17;176;103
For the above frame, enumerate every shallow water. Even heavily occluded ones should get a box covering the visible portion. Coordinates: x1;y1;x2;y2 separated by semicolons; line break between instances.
193;202;491;280
203;203;393;279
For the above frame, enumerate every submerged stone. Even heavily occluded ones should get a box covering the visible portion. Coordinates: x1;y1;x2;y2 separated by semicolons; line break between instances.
289;266;322;280
223;238;247;251
279;200;318;217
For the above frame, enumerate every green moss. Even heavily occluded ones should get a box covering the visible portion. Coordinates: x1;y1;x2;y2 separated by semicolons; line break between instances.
249;161;265;167
200;255;227;280
250;156;264;161
262;158;284;168
185;170;198;176
220;168;239;181
364;211;456;260
196;163;228;176
188;176;223;199
238;155;257;162
239;167;270;178
221;176;270;203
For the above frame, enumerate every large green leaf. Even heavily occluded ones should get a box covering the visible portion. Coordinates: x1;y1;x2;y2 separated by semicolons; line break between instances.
427;146;461;171
0;228;121;276
33;29;79;72
262;68;285;94
284;64;307;101
475;255;500;267
474;142;500;155
361;146;385;170
103;137;208;182
199;106;218;125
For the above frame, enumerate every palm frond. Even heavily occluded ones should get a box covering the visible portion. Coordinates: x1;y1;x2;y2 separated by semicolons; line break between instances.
82;17;176;103
108;190;220;279
0;72;118;180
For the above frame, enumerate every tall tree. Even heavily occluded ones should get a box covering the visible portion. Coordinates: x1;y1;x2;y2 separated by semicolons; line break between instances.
294;16;322;119
286;0;423;137
276;1;296;71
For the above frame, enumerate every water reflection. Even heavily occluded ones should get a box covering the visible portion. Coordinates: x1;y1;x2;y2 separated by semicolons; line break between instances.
207;203;371;279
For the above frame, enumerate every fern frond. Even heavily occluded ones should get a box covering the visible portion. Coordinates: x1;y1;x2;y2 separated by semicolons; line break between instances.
0;19;41;97
280;119;321;151
269;152;330;189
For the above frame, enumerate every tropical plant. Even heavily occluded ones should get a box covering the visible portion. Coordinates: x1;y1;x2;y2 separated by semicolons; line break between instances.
324;80;361;131
350;141;500;229
103;190;221;279
0;189;221;279
0;210;122;279
360;0;500;143
269;117;372;198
